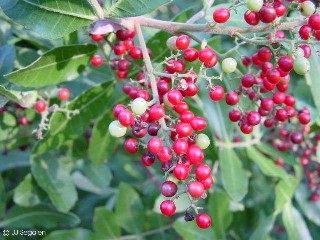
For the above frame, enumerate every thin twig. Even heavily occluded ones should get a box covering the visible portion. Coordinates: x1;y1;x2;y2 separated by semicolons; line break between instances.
186;0;215;24
88;0;104;19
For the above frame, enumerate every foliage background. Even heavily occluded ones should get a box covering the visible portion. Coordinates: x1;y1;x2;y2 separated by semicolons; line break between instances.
0;0;320;239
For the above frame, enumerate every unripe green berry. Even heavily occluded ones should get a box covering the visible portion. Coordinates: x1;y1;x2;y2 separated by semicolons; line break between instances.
109;120;127;137
296;48;305;57
195;133;210;149
246;0;263;12
221;58;237;73
300;1;315;17
166;36;178;51
293;57;310;75
131;97;148;115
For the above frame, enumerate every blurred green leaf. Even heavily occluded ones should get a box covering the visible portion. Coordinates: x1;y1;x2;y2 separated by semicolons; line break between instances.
0;151;30;172
93;207;121;238
13;174;46;207
219;148;248;201
31;152;77;212
250;213;276;240
0;174;5;217
173;218;216;240
247;147;288;180
283;203;312;240
104;0;172;17
295;184;320;226
49;81;115;136
83;163;112;190
0;86;20;102
256;143;297;166
5;44;97;88
209;191;233;239
89;111;119;164
0;0;95;39
0;205;80;229
275;176;298;212
115;182;143;233
2;112;16;127
0;44;15;82
306;49;320;112
44;228;105;240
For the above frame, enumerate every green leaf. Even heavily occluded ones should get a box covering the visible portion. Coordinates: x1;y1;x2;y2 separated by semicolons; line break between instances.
219;148;248;201
93;207;121;238
104;0;172;17
13;174;46;207
0;0;95;39
115;182;143;233
0;85;20;102
295;184;320;226
250;213;277;240
247;147;288;180
0;44;15;82
5;44;97;88
256;143;297;166
2;112;16;127
306;49;320;112
0;205;80;229
0;174;5;217
89;111;119;164
173;218;216;240
275;176;298;212
83;163;112;190
0;151;30;172
31;152;77;212
209;191;233;239
282;203;312;240
49;81;115;136
44;228;105;240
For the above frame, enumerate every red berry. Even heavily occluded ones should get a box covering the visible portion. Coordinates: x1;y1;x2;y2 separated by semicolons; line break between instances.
258;47;272;62
278;56;294;72
274;2;286;17
209;86;225;101
114;44;126;55
174;101;189;114
58;88;70;101
113;104;127;117
187;145;204;164
183;48;199;62
244;10;260;25
124;39;134;51
273;92;286;104
247;111;261;125
299;44;312;58
173;138;188;155
148;123;160;136
180;111;195;123
188;181;205;198
266;69;281;84
147;137;163;154
167;89;183;105
124;138;139;154
213;8;230;23
225;91;240;105
276;108;288;121
299;25;312;40
291;131;303;144
173;163;189;180
118;110;134;127
242;55;253;66
229;109;241;122
117;59;130;71
190;117;207;131
241;73;255;88
196;213;211;229
183;81;198;97
141;152;155;166
200;177;214;190
259;6;277;23
160;181;178;197
91;55;104;67
91;34;104;42
298;113;311;124
308;14;320;30
195;164;211;180
18;117;28;126
129;47;143;59
176;35;190;50
160;200;176;217
35;100;47;113
175;122;193;138
149;104;165;121
116;29;129;41
166;59;186;73
157;146;172;162
240;122;253;134
199;48;216;63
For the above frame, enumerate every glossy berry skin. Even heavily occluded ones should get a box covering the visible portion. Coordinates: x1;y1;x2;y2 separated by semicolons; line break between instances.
148;123;160;136
91;55;104;67
244;10;260;25
129;47;143;59
196;213;212;229
175;122;193;138
147;137;163;154
229;109;241;122
114;44;126;55
167;89;183;105
198;48;215;63
241;74;255;88
274;2;286;17
259;6;277;23
180;111;195;123
35;100;47;113
18;117;28;126
141;152;155;166
173;163;189;180
225;91;240;105
183;48;199;62
308;14;320;30
149;104;165;121
291;131;303;144
176;35;190;50
276;109;288;122
160;200;176;217
91;34;104;41
124;138;139;154
278;56;294;72
299;25;312;40
174;102;189;114
190;117;207;131
213;8;230;23
166;59;186;73
260;98;274;111
240;122;253;134
116;29;129;41
200;177;214;190
298;113;311;124
266;69;281;84
58;88;70;101
258;47;272;62
188;181;205;198
300;44;311;58
273;92;286;104
247;111;261;126
209;86;224;101
195;164;211;180
173;138;188;155
160;181;178;197
157;146;172;162
118;110;134;127
187;145;204;164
